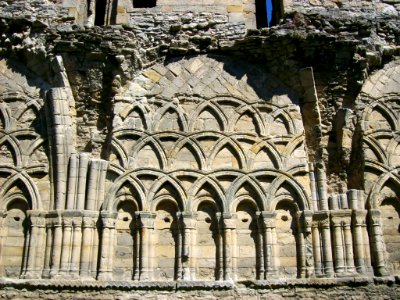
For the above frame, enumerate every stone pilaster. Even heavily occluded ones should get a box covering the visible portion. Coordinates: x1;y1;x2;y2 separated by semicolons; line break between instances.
311;218;322;276
70;216;83;277
59;216;73;277
222;213;236;281
331;213;345;274
180;212;196;281
79;211;98;279
97;211;117;281
49;212;63;278
42;216;53;278
259;211;277;278
0;211;7;277
137;212;156;281
369;209;388;276
22;211;46;279
299;210;314;278
314;211;334;277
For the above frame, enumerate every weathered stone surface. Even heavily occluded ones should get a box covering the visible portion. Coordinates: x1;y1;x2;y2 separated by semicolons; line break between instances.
0;0;400;298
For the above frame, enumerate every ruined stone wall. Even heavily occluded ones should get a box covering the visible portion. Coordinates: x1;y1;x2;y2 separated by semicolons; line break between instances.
285;0;400;16
0;0;400;298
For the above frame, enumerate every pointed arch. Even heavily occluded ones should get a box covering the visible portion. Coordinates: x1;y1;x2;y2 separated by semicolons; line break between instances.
0;103;11;130
0;135;22;167
120;105;149;131
189;179;227;212
153;103;188;132
0;171;42;210
233;105;266;136
249;140;282;170
363;136;387;164
103;173;147;212
130;137;167;170
169;139;206;171
208;138;247;170
228;175;266;211
189;102;227;132
148;175;187;211
110;138;129;169
363;101;397;132
270;109;295;135
264;172;312;211
367;167;400;209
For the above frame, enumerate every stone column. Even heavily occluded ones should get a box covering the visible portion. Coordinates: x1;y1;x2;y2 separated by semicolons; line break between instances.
47;88;74;211
50;212;63;278
176;213;183;280
311;219;322;276
343;216;355;273
59;216;73;276
308;163;319;211
97;212;117;280
222;213;236;281
231;214;238;281
260;211;277;277
181;212;196;281
331;214;345;274
315;162;329;211
80;213;98;278
217;214;224;281
256;212;265;279
22;211;46;279
0;211;6;277
302;211;314;277
137;212;156;281
66;153;78;210
70;216;83;277
320;213;334;277
369;209;388;276
42;217;53;278
353;210;367;274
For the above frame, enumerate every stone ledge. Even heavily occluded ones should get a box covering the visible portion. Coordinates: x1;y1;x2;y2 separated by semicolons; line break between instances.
0;277;397;291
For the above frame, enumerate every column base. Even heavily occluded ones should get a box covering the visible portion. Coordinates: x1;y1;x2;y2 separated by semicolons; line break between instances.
20;271;42;279
97;271;113;281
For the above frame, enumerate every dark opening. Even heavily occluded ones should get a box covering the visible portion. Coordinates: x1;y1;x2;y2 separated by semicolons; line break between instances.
256;0;268;28
95;0;106;26
133;0;156;8
269;0;284;26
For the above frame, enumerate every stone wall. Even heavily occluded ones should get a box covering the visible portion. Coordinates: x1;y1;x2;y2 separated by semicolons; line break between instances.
0;0;400;298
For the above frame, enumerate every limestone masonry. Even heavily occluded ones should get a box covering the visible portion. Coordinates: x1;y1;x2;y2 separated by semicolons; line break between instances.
0;0;400;298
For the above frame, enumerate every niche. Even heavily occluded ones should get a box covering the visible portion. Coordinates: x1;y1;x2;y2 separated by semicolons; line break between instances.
3;199;29;278
154;200;179;281
196;201;219;280
113;200;138;280
236;200;259;280
380;198;400;275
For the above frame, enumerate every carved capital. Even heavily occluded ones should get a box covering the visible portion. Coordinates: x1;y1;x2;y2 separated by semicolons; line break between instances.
82;217;97;228
63;217;73;227
353;210;367;226
319;217;330;228
72;217;83;228
100;211;117;228
301;210;313;233
29;216;46;228
136;211;156;229
222;213;237;229
179;212;197;229
369;209;382;226
258;211;277;228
